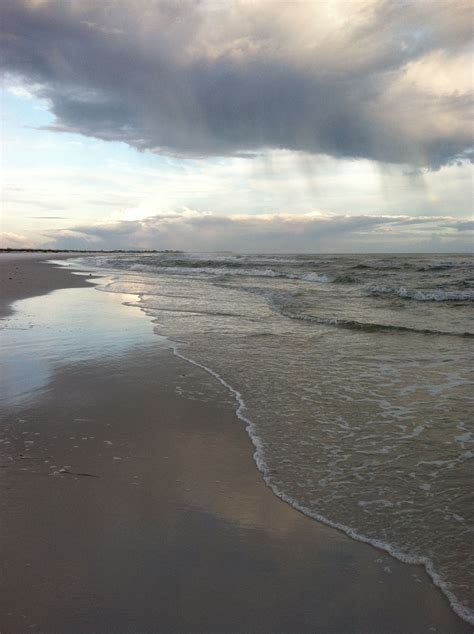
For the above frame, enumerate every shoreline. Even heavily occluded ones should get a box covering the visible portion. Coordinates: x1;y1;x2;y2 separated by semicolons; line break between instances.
0;253;471;632
0;253;96;318
170;346;474;627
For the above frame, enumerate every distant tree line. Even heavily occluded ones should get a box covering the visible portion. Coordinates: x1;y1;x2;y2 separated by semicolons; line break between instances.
0;248;183;254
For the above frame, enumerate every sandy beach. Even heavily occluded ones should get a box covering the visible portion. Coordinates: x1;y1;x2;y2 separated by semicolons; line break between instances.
0;254;471;633
0;253;94;319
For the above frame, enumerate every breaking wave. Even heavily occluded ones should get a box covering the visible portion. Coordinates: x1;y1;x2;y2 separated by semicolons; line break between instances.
364;285;474;302
274;309;473;337
128;263;332;283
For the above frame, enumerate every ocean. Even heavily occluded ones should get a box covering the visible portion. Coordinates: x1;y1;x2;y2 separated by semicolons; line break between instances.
70;252;473;623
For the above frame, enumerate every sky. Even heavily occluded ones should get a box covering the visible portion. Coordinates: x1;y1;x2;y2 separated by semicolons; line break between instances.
1;0;473;253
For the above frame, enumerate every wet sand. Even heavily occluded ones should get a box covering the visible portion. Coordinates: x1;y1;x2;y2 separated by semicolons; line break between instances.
0;253;94;318
0;254;471;633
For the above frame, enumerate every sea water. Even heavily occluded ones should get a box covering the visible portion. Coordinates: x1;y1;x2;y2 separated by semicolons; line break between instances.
69;253;474;623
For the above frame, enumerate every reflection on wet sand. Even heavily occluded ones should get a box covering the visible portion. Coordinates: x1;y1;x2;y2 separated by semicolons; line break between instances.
0;286;470;633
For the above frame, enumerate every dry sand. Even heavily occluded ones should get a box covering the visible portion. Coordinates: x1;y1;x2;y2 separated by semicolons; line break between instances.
0;253;471;633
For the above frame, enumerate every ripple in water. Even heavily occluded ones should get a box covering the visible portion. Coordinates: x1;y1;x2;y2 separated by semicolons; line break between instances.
71;253;474;624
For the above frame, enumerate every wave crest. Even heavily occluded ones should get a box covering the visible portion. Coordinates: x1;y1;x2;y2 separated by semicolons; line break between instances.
364;285;474;302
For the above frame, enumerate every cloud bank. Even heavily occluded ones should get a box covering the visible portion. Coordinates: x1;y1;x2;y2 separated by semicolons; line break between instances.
1;0;472;167
27;210;473;253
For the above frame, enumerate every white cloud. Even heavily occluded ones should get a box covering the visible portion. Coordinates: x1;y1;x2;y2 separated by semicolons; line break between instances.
42;211;474;253
2;0;472;166
0;231;36;248
1;1;472;252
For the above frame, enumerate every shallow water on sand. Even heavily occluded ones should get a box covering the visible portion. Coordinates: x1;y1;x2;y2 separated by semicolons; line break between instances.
2;276;472;634
0;285;162;405
68;254;474;623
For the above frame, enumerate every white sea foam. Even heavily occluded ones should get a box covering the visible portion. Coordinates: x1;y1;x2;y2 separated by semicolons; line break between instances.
165;338;474;626
128;263;333;284
455;432;473;447
63;253;474;626
364;285;474;302
300;272;331;283
129;264;280;278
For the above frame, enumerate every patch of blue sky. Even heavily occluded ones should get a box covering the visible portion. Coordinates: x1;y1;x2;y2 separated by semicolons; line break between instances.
1;89;178;173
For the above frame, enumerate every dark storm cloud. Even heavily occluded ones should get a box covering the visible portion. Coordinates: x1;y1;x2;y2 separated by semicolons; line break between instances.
1;0;472;166
42;212;474;253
